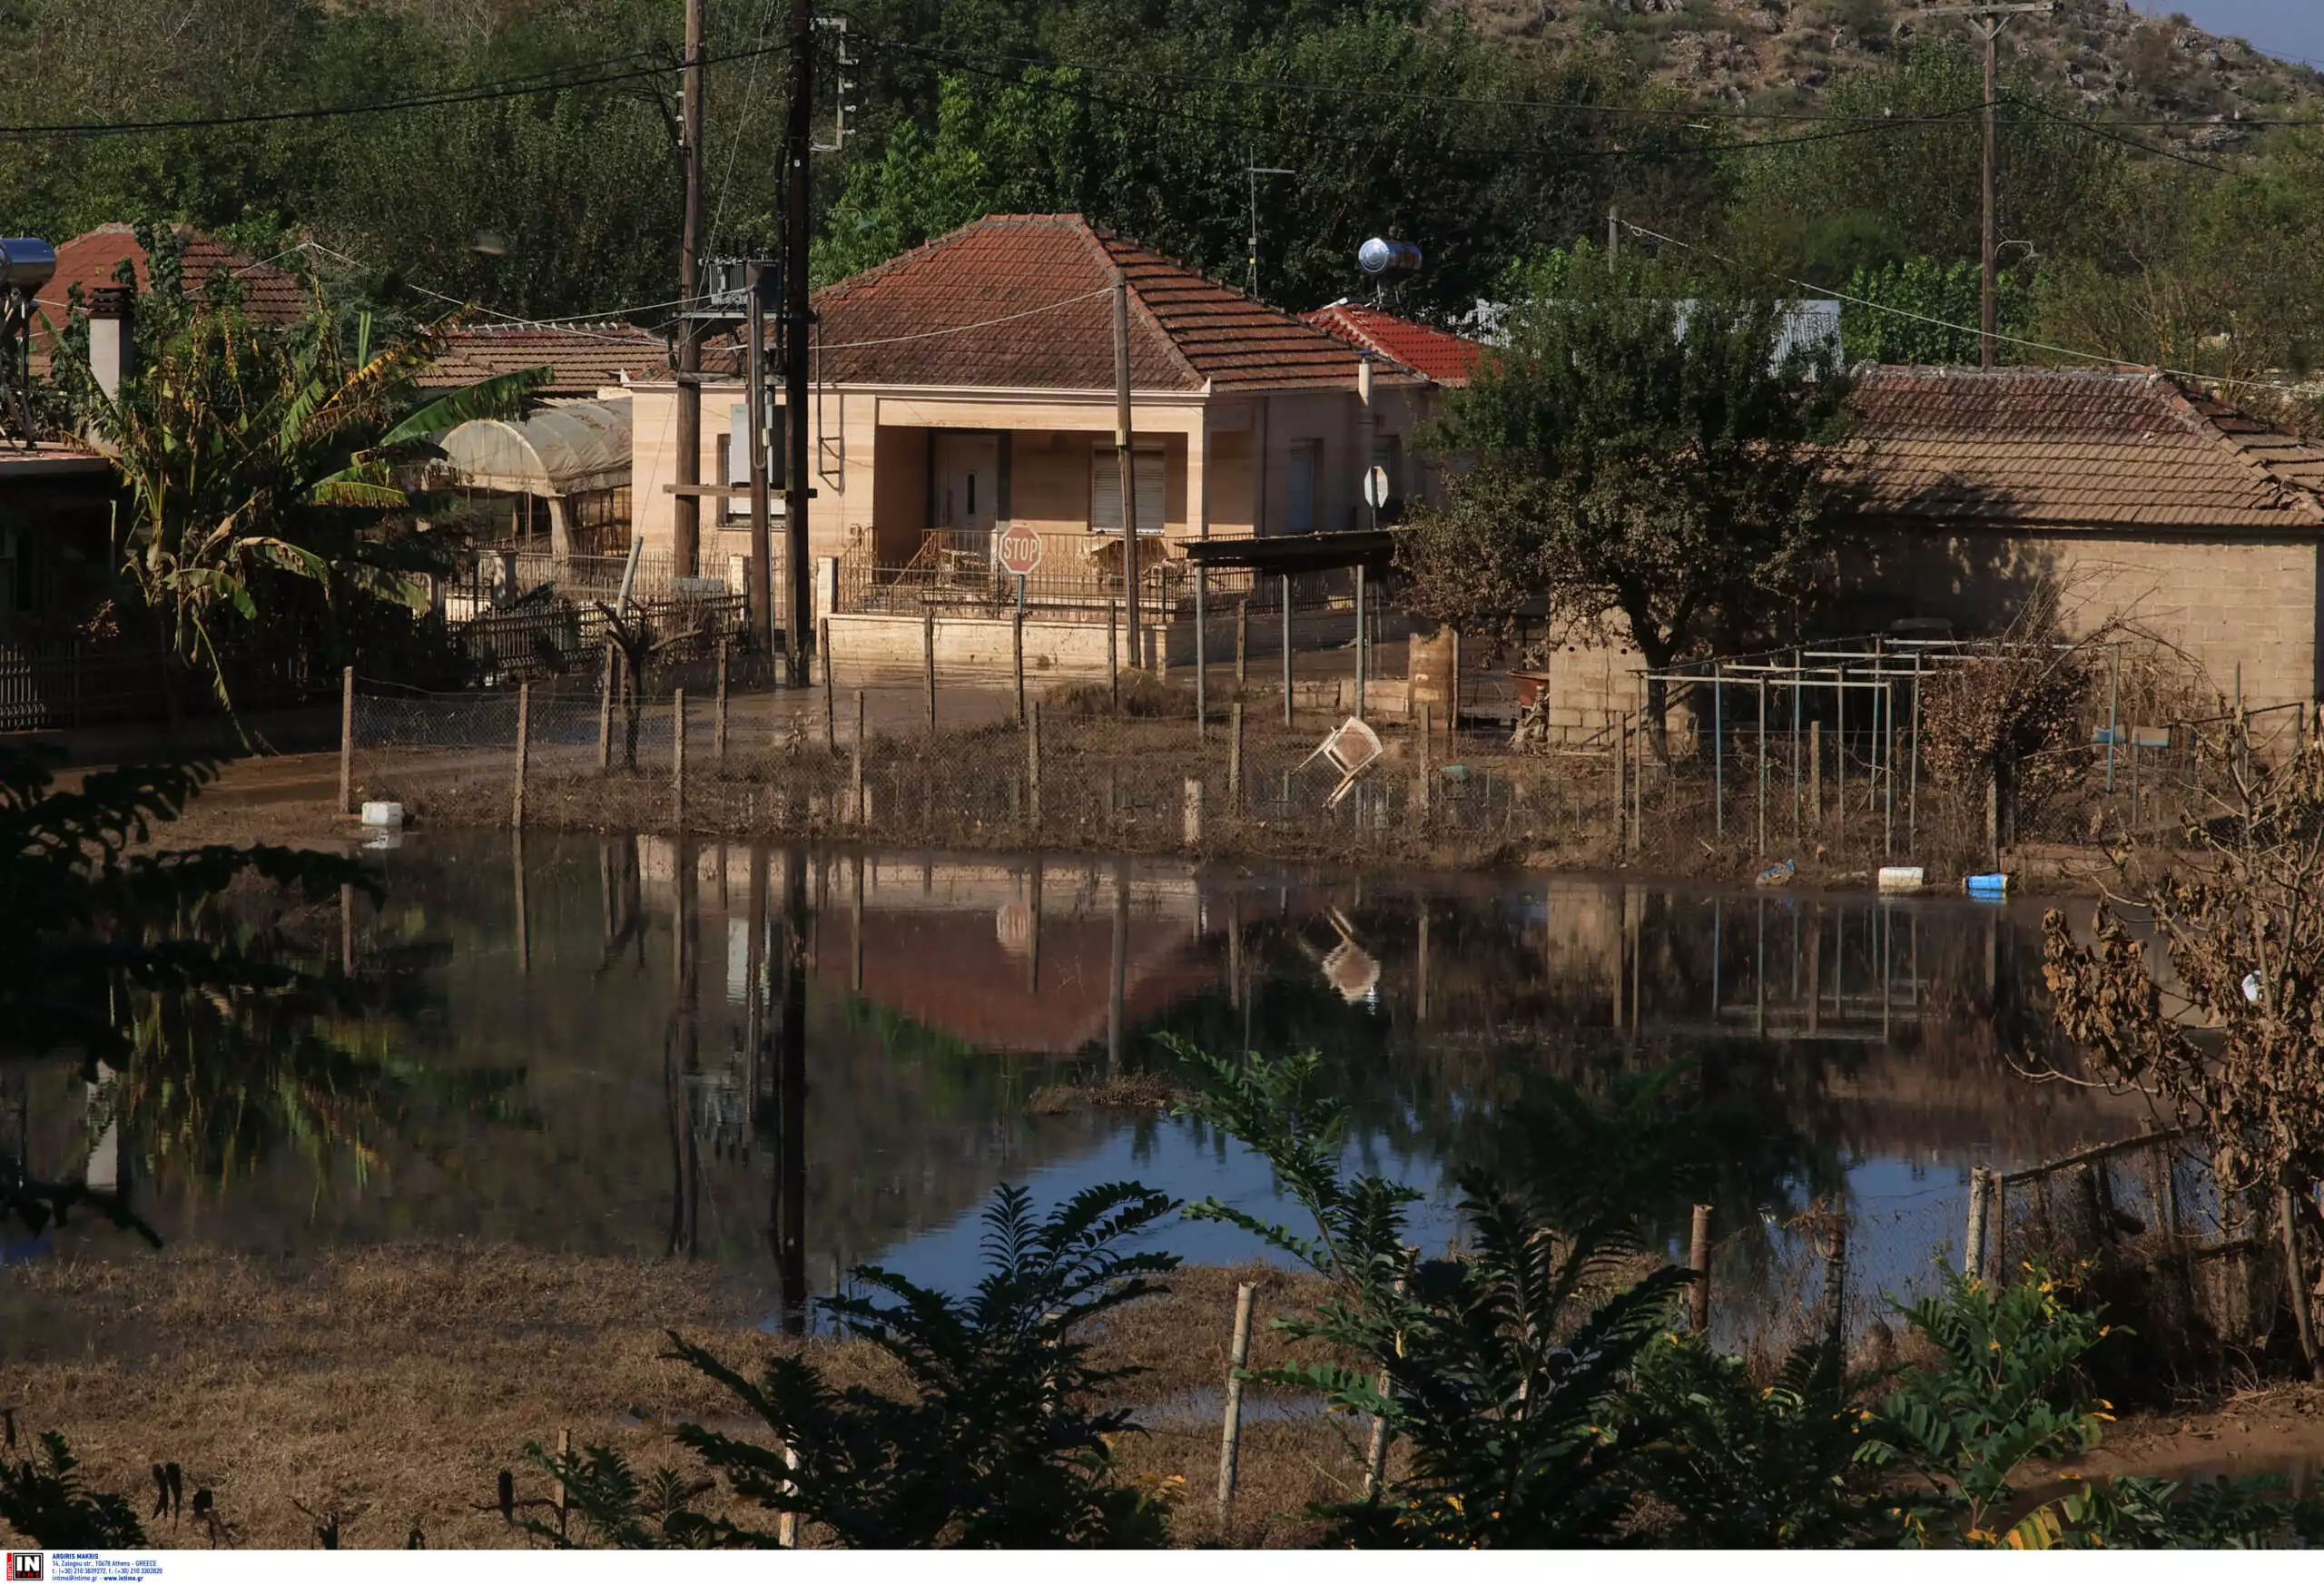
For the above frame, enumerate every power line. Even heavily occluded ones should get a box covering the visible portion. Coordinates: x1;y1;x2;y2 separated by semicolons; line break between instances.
1619;218;2306;394
813;285;1113;349
0;41;787;141
2003;93;2243;173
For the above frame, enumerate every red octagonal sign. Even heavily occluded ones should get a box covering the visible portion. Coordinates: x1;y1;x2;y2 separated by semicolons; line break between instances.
996;524;1045;577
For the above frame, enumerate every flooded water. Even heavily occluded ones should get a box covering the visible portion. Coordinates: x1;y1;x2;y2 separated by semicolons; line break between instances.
18;831;2142;1334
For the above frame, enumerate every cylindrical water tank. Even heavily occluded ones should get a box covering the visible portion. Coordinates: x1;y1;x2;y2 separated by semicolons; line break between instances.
1356;237;1422;276
0;238;56;291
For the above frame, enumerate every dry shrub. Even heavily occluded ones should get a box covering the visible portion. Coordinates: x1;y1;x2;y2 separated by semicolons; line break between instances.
1916;584;2098;819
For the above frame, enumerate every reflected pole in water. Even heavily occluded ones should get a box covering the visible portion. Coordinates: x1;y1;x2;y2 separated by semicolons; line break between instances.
1755;895;1766;1038
774;849;810;1333
340;882;355;978
747;844;768;1129
1027;857;1043;996
667;838;703;1260
1807;905;1822;1036
1109;861;1129;1077
1416;898;1430;1027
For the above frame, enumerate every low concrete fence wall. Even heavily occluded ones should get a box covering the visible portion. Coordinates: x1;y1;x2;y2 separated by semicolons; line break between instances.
826;606;1412;684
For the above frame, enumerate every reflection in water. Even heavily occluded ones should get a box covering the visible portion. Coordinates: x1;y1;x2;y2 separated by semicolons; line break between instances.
13;831;2139;1317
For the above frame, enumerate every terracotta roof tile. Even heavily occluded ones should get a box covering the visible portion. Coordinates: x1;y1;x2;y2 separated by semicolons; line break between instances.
1842;366;2324;532
1301;301;1485;385
419;321;667;398
35;223;308;330
794;214;1369;392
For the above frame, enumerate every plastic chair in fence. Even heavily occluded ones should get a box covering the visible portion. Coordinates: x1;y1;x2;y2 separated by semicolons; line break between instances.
1295;716;1385;809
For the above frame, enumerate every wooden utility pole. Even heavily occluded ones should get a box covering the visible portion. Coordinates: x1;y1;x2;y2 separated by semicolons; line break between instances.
673;0;707;576
1113;273;1139;674
746;262;775;652
782;0;815;684
1925;2;2053;369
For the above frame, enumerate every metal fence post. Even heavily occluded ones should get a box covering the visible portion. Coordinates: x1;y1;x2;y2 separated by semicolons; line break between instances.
1614;712;1628;856
1027;699;1043;831
852;689;868;829
1354;563;1367;721
1236;599;1248;696
511;680;529;831
339;664;354;816
1757;678;1768;857
714;642;730;769
1909;653;1922;849
1108;600;1120;709
1013;607;1028;726
1713;663;1724;841
597;647;614;772
672;687;686;831
1195;566;1208;740
923;608;938;740
1281;575;1293;728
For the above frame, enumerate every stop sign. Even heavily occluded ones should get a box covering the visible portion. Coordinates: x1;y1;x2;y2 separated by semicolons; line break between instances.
996;524;1045;577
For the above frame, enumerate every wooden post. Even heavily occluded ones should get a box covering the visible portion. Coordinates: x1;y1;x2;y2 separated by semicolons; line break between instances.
596;646;615;772
1195;566;1207;740
1108;600;1119;709
1985;1170;2006;1284
776;1441;800;1549
824;660;837;755
1216;1282;1257;1522
338;664;355;815
1228;702;1244;814
1236;599;1248;695
671;687;686;831
1417;703;1433;830
1965;1166;1991;1276
1027;700;1043;830
1985;763;2001;866
1013;607;1027;725
1183;776;1204;849
1448;628;1462;749
714;642;730;768
1809;718;1823;827
1689;1202;1712;1334
552;1427;571;1521
923;607;937;740
852;690;867;830
2280;1184;2322;1382
511;681;530;830
1363;1258;1412;1500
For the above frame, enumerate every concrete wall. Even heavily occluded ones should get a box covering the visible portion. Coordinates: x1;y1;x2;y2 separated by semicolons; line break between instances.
1841;526;2321;713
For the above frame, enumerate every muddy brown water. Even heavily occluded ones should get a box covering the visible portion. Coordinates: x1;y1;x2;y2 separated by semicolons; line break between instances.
15;830;2141;1343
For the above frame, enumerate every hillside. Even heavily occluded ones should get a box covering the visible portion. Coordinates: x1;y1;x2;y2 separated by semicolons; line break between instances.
1464;0;2324;138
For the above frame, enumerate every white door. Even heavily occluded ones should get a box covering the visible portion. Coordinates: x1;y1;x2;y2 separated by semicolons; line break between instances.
934;433;1000;536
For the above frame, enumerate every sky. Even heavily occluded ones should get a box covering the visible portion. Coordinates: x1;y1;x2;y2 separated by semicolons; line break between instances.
2159;2;2324;65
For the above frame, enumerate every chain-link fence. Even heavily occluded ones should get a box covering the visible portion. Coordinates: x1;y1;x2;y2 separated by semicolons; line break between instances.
349;668;1613;861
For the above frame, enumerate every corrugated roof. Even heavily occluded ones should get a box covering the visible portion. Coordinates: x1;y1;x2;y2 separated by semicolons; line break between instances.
435;398;631;497
36;223;308;329
420;322;667;398
760;214;1373;392
1302;301;1485;385
1844;367;2324;531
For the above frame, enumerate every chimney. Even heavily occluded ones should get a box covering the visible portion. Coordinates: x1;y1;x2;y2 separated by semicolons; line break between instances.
87;285;133;401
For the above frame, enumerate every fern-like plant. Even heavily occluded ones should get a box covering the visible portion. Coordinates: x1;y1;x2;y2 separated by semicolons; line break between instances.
0;1432;148;1548
1170;1038;1689;1547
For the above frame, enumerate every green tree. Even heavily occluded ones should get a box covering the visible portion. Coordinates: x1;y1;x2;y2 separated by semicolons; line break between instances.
1397;251;1853;758
60;241;546;721
1841;255;2041;364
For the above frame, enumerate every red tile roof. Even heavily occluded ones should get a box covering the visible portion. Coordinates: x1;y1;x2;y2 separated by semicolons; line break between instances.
1843;367;2324;531
1303;300;1485;386
35;223;309;330
767;214;1375;392
419;321;668;398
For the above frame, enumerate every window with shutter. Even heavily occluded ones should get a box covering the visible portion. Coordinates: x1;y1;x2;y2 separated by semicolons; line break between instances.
1088;446;1166;533
1287;441;1320;535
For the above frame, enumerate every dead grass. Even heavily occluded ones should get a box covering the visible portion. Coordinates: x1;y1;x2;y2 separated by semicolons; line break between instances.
1026;1071;1184;1116
0;1246;1365;1550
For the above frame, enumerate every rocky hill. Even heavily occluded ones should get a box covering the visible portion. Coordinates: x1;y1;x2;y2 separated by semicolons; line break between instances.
1465;0;2324;138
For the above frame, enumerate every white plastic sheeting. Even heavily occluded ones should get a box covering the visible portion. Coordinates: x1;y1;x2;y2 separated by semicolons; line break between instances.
436;398;630;497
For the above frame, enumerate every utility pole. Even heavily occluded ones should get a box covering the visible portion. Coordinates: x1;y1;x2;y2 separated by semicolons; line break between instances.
782;0;814;684
746;261;775;652
1245;162;1295;299
1925;3;2053;369
674;0;707;576
1114;272;1139;674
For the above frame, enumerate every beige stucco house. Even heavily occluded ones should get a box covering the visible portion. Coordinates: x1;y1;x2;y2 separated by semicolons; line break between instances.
626;213;1456;586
